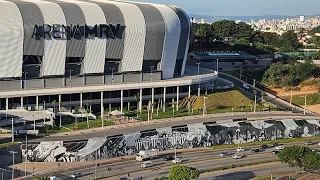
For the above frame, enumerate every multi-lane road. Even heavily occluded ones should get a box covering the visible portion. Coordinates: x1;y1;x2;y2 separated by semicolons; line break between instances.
31;142;320;180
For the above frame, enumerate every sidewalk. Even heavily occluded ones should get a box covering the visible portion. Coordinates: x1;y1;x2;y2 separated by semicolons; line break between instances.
47;111;292;138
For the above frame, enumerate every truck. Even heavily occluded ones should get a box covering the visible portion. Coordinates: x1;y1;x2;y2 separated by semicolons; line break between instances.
136;149;159;161
14;130;39;137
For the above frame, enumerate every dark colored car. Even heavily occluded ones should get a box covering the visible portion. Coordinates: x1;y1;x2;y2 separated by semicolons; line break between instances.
164;156;174;161
272;150;280;155
271;142;279;147
260;144;268;149
251;149;260;152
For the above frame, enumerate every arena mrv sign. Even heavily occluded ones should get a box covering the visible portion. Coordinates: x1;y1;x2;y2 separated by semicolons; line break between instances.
32;24;123;39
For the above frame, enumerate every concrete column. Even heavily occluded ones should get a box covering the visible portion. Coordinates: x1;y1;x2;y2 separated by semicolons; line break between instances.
6;98;9;110
101;92;104;119
176;86;179;111
120;90;123;113
163;87;166;112
21;97;23;108
58;94;61;112
80;93;83;110
151;88;154;113
36;96;39;110
139;89;142;112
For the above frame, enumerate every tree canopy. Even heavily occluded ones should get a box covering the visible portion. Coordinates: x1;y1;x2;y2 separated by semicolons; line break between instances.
167;165;200;180
278;146;320;172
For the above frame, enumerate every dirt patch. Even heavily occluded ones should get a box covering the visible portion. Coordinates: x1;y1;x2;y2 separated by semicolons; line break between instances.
306;104;320;114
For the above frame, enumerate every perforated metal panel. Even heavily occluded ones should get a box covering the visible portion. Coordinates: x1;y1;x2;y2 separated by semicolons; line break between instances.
24;0;67;76
132;3;165;61
55;2;86;57
152;4;180;79
59;0;106;74
0;1;23;78
108;1;146;72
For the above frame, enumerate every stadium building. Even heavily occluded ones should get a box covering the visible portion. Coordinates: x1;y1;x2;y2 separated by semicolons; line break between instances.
0;0;218;127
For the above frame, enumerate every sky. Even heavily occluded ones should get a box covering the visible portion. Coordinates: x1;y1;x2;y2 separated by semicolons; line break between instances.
136;0;320;16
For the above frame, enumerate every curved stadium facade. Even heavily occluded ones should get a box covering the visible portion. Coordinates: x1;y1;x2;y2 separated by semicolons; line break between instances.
0;0;190;89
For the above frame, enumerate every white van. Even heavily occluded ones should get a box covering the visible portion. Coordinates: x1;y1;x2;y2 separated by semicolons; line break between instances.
141;161;152;168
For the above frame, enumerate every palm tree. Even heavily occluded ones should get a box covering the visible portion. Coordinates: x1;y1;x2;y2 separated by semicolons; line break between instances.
51;100;56;113
134;93;140;117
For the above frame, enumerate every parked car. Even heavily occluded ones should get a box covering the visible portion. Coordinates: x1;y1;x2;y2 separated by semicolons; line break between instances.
70;172;82;178
219;152;229;157
172;158;182;164
305;141;313;145
164;155;174;161
270;142;279;147
275;146;284;150
236;147;245;152
232;154;242;159
260;144;268;149
272;150;280;155
251;149;260;153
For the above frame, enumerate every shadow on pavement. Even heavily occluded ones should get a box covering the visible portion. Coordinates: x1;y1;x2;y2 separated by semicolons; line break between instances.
212;171;255;180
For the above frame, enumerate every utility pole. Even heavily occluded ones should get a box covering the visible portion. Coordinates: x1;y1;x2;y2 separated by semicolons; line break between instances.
25;135;28;177
9;151;17;180
11;118;14;143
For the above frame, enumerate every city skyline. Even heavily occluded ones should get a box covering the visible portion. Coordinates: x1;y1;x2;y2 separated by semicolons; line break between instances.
137;0;320;16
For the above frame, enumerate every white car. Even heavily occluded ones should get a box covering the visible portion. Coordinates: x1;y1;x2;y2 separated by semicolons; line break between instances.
275;146;284;150
237;147;245;152
70;172;82;178
172;158;182;164
243;84;250;89
232;154;242;159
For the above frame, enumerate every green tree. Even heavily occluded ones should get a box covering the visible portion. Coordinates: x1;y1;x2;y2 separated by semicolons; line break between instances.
279;31;302;52
168;165;200;180
302;151;320;172
278;146;312;169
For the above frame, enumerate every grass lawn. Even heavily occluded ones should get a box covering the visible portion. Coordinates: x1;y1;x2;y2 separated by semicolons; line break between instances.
282;93;320;106
38;119;114;134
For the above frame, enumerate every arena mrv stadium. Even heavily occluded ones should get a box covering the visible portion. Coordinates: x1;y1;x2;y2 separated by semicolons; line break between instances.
0;0;218;118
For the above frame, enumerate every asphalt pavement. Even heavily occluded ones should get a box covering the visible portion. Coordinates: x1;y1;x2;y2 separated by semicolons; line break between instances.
29;142;320;180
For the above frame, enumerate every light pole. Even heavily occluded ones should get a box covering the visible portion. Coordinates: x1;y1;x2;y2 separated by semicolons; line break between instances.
202;96;207;117
254;94;257;114
9;151;17;180
236;129;240;150
68;70;73;87
25;135;28;177
23;72;28;89
216;59;219;73
11;118;14;143
33;114;35;131
196;62;200;75
301;95;307;115
43;101;46;125
290;88;293;105
150;66;154;81
110;68;115;84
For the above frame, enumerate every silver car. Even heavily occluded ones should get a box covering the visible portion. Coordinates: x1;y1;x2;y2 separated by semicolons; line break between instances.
70;172;82;178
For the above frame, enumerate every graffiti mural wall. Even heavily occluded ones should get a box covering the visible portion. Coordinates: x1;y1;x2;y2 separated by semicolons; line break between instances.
23;119;320;162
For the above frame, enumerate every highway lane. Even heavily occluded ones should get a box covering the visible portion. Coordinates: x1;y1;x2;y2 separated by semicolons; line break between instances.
49;142;320;180
200;162;295;180
28;112;311;142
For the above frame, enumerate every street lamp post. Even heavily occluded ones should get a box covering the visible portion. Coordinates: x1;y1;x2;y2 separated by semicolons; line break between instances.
9;151;17;180
202;96;207;117
11;118;14;143
150;66;154;81
68;70;73;87
254;94;257;114
23;72;28;89
216;59;219;72
110;68;115;84
196;62;200;75
43;101;46;125
25;135;28;177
